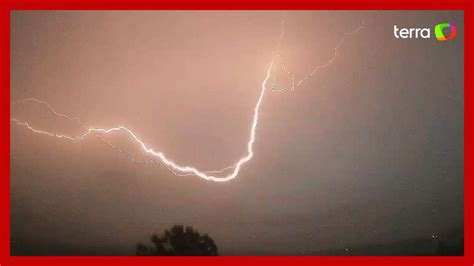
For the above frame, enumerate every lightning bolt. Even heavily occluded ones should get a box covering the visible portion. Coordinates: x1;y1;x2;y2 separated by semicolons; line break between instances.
273;17;364;92
11;98;234;176
11;13;363;182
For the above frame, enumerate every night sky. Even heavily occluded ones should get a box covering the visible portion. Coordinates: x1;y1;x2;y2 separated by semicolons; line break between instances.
10;11;464;255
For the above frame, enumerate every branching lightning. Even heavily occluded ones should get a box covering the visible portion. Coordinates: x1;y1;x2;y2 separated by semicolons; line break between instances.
272;17;364;92
11;13;363;182
11;98;234;176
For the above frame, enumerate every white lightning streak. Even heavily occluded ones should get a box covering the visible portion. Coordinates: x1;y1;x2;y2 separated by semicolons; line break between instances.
273;18;364;92
11;63;273;182
11;14;363;182
11;98;234;175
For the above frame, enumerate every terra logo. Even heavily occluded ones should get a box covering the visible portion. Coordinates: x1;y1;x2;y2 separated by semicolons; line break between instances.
393;23;457;41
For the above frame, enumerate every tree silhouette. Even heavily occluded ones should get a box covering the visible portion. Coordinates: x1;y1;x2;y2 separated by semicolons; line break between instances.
136;225;218;256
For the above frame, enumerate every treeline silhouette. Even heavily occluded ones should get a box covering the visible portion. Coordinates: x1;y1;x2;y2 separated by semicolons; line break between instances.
136;225;218;256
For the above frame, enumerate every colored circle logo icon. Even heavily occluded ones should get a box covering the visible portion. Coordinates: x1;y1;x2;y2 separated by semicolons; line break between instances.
434;23;457;41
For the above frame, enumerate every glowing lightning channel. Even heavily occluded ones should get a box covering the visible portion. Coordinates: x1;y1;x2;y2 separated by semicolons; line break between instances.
11;13;363;182
11;62;273;182
273;17;364;92
11;98;234;176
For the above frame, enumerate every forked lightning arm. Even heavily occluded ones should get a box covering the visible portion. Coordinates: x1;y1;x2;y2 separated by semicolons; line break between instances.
11;14;363;182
